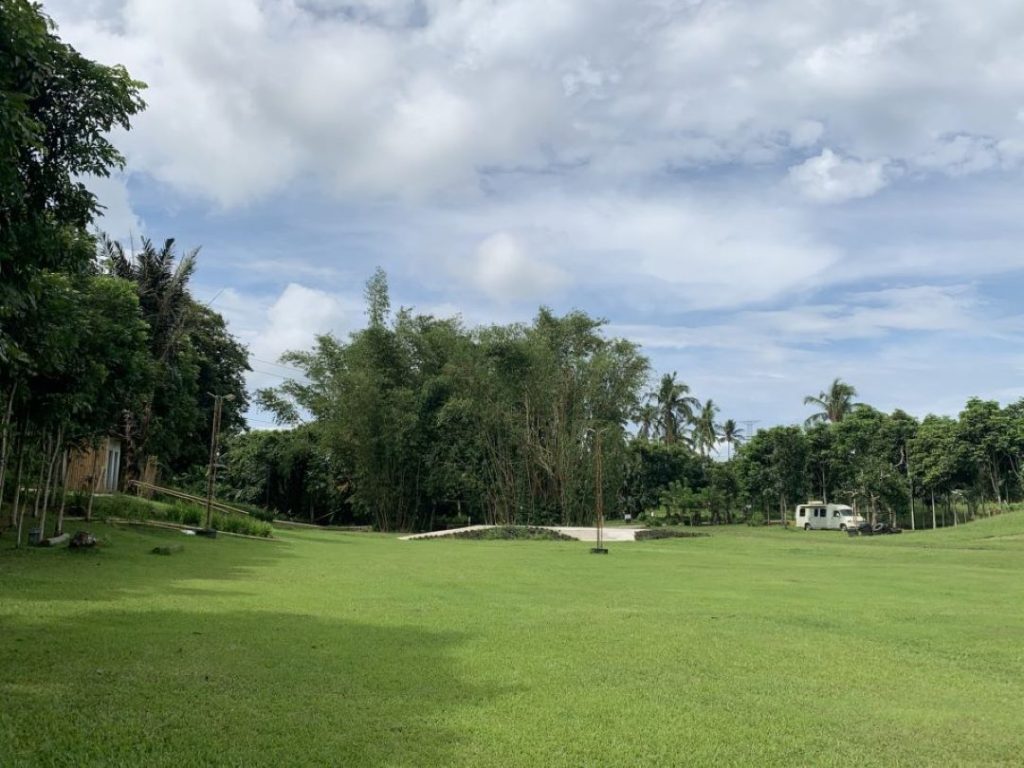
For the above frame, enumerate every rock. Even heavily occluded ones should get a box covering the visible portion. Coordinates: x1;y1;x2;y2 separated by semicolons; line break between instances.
151;544;184;555
69;531;97;549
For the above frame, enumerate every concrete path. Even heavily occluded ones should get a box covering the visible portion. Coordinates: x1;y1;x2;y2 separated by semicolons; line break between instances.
401;525;643;542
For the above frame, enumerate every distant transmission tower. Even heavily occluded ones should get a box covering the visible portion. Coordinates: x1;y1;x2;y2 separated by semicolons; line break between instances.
741;419;761;438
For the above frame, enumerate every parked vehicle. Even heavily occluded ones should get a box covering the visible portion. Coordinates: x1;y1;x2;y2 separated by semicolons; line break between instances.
794;502;865;531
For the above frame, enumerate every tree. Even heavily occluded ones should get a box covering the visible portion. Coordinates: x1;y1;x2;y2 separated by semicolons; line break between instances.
910;415;964;529
634;403;660;441
720;419;744;461
803;378;862;426
957;398;1012;507
100;235;249;478
693;399;720;457
647;373;698;446
0;0;145;364
735;426;807;524
257;273;649;531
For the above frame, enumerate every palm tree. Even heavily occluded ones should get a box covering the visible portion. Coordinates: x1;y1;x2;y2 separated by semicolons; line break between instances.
647;373;699;445
634;403;660;441
693;399;720;457
804;378;862;426
721;418;744;461
101;235;198;363
100;235;199;479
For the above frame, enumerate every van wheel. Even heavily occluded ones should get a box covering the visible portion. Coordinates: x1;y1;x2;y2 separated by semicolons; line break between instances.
840;524;847;531
804;523;811;531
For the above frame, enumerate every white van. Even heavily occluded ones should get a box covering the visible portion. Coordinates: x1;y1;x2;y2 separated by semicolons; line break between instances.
795;502;865;531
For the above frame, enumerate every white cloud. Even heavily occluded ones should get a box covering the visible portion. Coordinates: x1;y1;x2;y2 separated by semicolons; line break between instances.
471;232;568;301
214;283;359;395
788;149;889;203
84;174;143;238
47;0;1024;205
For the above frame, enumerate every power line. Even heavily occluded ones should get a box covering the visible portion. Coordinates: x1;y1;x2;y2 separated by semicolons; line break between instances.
250;357;303;373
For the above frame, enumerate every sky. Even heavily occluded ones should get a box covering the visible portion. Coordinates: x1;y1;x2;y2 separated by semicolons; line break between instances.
45;0;1024;430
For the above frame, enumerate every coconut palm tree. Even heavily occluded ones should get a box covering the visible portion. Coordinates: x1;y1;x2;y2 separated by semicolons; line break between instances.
721;418;744;461
693;399;720;457
804;378;862;426
647;373;699;445
634;403;660;441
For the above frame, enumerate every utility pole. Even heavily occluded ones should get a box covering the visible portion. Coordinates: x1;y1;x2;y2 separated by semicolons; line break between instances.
204;393;234;530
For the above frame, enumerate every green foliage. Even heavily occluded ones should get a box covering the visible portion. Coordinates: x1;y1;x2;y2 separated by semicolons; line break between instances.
0;0;145;363
100;236;251;477
88;494;272;537
255;274;649;531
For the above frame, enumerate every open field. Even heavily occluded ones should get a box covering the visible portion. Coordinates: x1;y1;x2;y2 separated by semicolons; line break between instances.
2;517;1024;767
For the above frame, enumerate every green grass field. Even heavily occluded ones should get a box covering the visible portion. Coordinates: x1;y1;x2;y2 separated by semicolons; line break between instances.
2;516;1023;767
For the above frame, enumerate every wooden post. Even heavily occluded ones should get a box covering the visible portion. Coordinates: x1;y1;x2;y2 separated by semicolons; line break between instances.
205;395;226;530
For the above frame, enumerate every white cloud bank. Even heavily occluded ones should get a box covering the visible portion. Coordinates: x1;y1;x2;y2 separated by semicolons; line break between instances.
48;0;1024;205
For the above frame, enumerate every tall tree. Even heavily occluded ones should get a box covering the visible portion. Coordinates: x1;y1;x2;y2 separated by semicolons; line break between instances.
720;419;744;461
0;0;145;364
803;378;862;426
693;399;720;457
100;235;249;478
647;373;698;446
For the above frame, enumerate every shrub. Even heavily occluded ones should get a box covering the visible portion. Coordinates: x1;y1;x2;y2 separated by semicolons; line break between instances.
635;528;709;541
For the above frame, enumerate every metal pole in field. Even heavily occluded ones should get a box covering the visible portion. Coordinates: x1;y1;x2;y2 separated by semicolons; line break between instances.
591;428;608;554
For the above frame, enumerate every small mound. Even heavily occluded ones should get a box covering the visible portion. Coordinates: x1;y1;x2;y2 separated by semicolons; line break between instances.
430;526;576;541
635;528;709;541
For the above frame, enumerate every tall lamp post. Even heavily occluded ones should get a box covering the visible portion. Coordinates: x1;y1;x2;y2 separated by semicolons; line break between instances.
205;393;234;530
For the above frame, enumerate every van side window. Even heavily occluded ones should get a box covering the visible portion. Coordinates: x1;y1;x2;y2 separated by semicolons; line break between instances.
798;508;805;517
833;510;840;517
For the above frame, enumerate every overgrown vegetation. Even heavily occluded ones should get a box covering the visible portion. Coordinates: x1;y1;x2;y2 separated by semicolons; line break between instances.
89;494;272;538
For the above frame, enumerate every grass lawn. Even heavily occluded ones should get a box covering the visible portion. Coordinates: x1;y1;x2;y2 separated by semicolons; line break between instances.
2;516;1023;767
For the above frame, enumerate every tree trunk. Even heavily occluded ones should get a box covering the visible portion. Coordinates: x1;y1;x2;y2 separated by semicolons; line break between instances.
85;444;102;522
930;490;936;530
0;383;16;512
12;442;25;547
54;448;69;537
38;427;63;539
33;437;47;519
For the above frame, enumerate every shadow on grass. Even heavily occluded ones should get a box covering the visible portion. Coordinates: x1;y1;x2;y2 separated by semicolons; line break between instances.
1;609;491;767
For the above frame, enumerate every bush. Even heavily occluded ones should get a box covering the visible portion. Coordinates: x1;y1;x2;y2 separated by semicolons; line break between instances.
635;528;709;541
